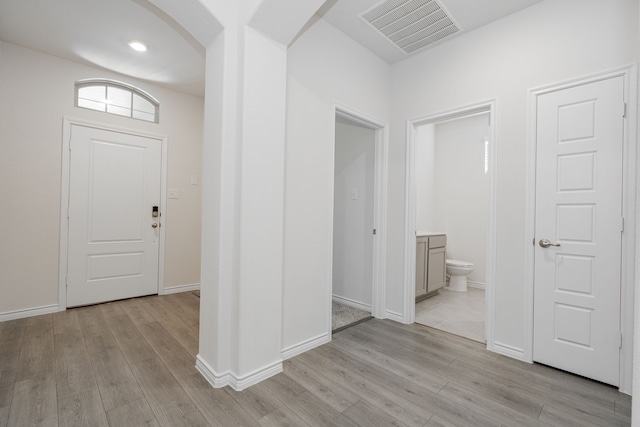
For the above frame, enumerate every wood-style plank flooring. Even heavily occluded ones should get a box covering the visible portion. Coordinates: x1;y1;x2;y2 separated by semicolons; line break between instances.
0;292;631;426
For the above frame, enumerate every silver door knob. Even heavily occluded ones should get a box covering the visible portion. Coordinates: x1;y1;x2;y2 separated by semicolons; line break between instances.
151;223;158;228
539;239;560;248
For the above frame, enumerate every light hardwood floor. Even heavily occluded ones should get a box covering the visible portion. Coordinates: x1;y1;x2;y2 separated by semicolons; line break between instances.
0;292;631;426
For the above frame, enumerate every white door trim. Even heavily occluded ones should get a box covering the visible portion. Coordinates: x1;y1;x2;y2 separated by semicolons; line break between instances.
403;100;498;345
58;117;168;310
328;102;388;332
524;65;637;394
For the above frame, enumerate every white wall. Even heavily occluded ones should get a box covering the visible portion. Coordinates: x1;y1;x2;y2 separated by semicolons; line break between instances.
431;114;489;285
415;124;436;232
333;119;375;308
387;0;639;351
0;41;203;315
283;17;391;351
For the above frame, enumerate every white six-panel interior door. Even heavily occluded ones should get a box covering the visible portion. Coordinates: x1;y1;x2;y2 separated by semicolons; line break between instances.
533;76;624;386
66;124;162;307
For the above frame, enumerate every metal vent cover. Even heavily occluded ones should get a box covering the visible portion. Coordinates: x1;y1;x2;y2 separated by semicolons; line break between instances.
360;0;461;55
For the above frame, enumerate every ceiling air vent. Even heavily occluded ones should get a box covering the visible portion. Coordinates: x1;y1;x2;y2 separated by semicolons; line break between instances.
360;0;461;55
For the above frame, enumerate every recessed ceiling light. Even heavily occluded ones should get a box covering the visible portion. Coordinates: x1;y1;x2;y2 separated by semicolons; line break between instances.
128;40;148;52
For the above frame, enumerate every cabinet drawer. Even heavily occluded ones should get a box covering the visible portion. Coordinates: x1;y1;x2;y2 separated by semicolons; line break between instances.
429;235;446;248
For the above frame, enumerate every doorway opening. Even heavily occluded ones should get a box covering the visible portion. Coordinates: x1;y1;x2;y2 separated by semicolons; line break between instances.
330;104;388;334
413;112;490;343
404;100;497;347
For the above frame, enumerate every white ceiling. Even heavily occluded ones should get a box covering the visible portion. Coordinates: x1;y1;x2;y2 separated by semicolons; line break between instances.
0;0;206;97
318;0;544;63
0;0;543;98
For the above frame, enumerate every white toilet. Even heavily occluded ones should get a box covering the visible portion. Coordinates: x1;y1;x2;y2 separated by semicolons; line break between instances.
446;259;474;292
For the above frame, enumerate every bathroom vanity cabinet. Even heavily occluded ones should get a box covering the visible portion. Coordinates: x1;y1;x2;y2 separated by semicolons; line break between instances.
415;233;447;301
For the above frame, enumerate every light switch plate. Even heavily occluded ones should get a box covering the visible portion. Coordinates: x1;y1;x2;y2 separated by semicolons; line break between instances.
190;175;198;185
168;188;179;199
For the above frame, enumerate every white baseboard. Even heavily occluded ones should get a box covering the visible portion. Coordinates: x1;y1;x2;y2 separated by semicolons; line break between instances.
385;310;405;323
332;295;371;312
491;341;527;361
0;304;59;323
161;283;200;295
468;281;486;290
195;354;283;391
281;332;330;360
195;355;225;387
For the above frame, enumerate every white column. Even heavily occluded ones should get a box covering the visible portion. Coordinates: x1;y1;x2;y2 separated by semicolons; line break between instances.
196;23;287;390
195;0;325;391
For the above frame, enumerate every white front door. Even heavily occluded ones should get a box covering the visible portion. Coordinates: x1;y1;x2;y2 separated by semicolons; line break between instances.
533;76;624;386
67;125;162;307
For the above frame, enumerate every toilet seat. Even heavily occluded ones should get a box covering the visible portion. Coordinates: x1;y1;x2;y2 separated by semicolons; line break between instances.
446;259;474;268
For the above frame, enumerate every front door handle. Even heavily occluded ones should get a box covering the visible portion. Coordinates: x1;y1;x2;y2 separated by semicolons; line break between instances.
539;239;560;248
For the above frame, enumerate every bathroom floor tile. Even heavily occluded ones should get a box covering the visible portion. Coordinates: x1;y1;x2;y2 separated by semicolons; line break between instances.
436;320;485;343
415;287;485;343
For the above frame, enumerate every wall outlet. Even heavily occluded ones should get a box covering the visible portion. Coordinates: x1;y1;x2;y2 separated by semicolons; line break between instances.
168;188;179;199
190;175;198;185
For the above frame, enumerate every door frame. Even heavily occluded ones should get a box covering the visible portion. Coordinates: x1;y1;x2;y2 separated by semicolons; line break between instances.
524;65;637;393
58;117;168;310
403;100;498;345
328;102;388;329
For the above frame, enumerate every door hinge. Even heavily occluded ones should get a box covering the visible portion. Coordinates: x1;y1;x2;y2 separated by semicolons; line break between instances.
620;332;623;349
373;229;377;235
621;217;625;232
623;102;627;118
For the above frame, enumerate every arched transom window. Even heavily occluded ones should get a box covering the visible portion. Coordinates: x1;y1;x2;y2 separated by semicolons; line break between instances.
75;79;159;123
